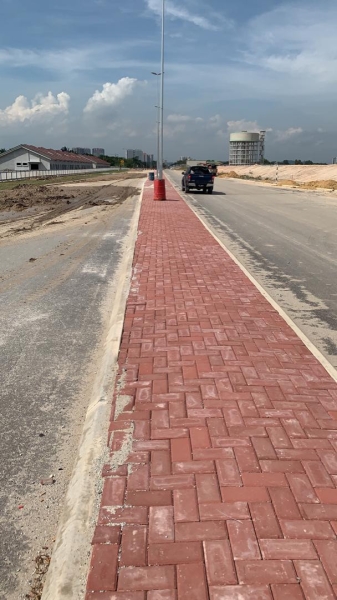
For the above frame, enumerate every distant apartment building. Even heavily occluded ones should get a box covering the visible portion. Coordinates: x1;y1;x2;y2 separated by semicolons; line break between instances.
126;149;144;162
143;153;154;167
92;148;105;157
126;149;154;166
72;147;91;155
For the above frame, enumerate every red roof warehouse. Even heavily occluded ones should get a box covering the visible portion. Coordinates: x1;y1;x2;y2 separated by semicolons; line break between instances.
0;144;110;172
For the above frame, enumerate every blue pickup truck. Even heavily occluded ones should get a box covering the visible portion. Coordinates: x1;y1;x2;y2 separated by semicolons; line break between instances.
182;166;214;194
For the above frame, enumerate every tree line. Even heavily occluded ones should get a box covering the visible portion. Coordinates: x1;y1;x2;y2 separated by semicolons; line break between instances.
263;159;328;165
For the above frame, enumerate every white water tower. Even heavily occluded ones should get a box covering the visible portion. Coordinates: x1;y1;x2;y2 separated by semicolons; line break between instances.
229;131;266;165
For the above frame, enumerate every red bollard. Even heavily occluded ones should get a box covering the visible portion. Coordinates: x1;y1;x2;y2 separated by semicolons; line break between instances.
153;179;166;201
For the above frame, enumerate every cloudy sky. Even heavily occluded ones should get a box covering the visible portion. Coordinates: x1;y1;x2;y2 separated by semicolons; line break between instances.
0;0;336;162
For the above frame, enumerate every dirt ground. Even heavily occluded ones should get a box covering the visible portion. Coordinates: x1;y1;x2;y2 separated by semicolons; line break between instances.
0;179;140;240
0;184;79;212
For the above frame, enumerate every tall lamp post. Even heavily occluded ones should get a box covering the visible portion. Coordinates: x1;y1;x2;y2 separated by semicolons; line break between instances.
153;0;166;200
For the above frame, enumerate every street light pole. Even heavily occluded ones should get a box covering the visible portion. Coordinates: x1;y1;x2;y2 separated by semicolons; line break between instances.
158;0;165;181
152;0;166;200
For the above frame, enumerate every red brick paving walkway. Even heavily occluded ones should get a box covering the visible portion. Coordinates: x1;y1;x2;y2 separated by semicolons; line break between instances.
86;179;337;599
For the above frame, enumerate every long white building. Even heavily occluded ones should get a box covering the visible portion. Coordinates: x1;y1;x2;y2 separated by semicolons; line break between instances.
0;144;110;172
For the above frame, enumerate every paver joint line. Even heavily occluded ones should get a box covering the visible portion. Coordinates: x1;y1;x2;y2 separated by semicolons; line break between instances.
85;179;337;600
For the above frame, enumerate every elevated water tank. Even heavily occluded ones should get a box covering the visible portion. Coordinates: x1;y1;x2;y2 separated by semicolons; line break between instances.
229;131;261;165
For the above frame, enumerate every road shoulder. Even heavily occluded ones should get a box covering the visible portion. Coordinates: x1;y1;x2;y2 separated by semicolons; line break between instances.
41;184;144;600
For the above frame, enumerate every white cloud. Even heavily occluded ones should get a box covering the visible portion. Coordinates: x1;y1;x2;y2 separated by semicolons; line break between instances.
0;91;70;126
206;117;273;140
164;114;270;142
209;115;223;129
275;127;303;142
163;123;187;139
227;119;261;133
145;0;218;30
167;114;192;123
0;43;155;75
163;114;208;138
242;3;337;86
84;77;138;113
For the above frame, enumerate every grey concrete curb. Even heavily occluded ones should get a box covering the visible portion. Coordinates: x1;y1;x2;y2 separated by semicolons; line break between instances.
41;183;145;600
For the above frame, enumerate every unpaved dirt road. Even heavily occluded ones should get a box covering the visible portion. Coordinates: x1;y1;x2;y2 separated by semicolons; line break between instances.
0;178;143;599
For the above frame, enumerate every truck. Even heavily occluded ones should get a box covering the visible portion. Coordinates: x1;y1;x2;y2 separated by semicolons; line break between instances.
186;160;218;176
182;165;214;194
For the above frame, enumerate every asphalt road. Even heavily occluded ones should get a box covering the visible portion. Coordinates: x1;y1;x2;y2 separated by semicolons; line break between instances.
0;188;140;599
168;171;337;368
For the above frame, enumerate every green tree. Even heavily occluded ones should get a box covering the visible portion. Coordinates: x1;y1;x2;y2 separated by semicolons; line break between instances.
0;148;5;154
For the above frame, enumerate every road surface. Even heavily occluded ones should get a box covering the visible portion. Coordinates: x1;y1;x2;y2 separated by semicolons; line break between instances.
168;171;337;368
0;181;141;599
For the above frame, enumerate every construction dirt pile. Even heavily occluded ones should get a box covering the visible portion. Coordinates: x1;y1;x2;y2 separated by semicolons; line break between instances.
0;185;78;212
0;183;139;215
276;179;337;191
301;179;337;190
0;183;140;239
275;179;300;187
220;171;240;179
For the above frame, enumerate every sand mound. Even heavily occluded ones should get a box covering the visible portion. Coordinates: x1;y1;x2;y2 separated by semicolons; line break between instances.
219;171;240;179
303;180;337;190
276;180;300;187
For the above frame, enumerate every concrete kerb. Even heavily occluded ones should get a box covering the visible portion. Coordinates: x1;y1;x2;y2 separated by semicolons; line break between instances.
41;182;145;600
166;173;337;384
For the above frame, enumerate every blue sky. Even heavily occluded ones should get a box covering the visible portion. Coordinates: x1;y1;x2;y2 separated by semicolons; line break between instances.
0;0;336;161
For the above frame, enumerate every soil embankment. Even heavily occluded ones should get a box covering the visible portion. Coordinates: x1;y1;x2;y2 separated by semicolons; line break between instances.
218;164;337;191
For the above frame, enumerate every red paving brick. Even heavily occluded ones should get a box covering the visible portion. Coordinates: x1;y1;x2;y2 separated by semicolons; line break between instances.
85;180;337;598
209;587;272;600
271;584;305;599
203;539;237;585
147;593;177;600
120;526;147;567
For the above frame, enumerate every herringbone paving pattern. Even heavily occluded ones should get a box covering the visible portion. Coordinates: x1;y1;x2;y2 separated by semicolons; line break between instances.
86;179;337;599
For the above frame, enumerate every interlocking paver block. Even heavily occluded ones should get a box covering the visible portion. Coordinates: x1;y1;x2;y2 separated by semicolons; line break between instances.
203;539;237;585
85;179;337;599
